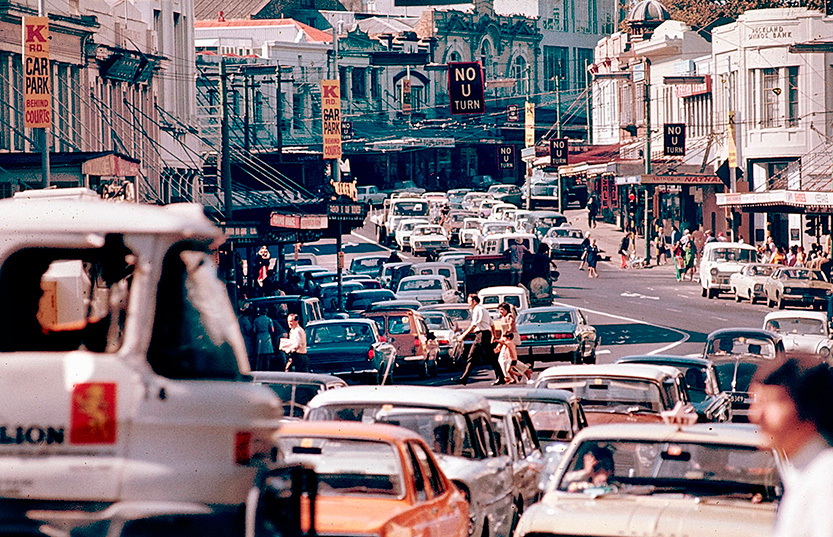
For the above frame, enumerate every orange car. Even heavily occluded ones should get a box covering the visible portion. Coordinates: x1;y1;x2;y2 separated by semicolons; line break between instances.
275;421;470;537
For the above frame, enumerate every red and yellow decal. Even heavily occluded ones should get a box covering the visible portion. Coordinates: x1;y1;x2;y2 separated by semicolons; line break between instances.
70;382;117;444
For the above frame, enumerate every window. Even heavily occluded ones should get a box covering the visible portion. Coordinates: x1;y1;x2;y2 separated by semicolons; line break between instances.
370;68;379;100
293;93;303;130
684;93;713;138
762;67;780;128
543;46;568;91
411;442;445;495
352;67;367;99
405;443;428;501
480;41;492;78
339;66;347;97
787;66;798;128
511;56;527;95
574;48;594;89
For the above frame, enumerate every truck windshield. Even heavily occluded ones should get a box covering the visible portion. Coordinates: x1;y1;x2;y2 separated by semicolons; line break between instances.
709;248;756;262
392;201;428;216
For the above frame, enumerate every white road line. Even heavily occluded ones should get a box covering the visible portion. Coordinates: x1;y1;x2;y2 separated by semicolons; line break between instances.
553;300;690;355
713;316;728;322
350;231;392;250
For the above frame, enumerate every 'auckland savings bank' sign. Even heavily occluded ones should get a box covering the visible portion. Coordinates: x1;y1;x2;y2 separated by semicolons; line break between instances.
746;24;794;42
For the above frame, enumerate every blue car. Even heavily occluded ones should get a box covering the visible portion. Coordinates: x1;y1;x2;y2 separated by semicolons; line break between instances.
516;306;599;366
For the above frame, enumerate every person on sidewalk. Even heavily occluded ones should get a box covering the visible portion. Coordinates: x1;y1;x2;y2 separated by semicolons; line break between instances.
619;232;633;269
654;227;668;266
587;195;598;229
280;313;308;372
455;294;504;386
586;239;600;278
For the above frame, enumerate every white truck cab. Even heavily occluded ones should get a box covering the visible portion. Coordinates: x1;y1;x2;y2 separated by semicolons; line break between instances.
0;194;282;535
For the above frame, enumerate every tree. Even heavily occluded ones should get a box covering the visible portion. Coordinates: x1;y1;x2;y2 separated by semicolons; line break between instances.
665;0;824;30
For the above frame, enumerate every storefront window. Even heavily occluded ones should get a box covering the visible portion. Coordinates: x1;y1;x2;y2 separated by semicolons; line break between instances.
787;66;798;128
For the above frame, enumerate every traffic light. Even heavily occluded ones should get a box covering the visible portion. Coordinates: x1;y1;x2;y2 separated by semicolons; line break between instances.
806;215;818;236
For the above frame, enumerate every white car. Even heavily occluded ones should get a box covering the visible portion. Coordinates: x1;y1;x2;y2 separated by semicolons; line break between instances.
700;242;758;299
394;217;431;251
410;224;450;256
488;203;518;221
763;310;833;360
473;221;518;252
356;185;387;206
479;232;537;257
459;217;486;247
542;226;585;259
461;192;493;211
396;275;458;305
478;285;530;318
477;198;503;219
729;263;779;303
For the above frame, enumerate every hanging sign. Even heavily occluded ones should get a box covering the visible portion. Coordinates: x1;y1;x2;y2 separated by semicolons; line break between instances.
23;16;51;128
321;80;342;159
498;145;515;170
448;62;485;114
663;123;686;156
402;78;412;114
524;101;535;147
550;138;568;166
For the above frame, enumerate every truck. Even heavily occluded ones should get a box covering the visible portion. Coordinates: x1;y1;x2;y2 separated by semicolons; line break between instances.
368;195;430;246
0;192;291;536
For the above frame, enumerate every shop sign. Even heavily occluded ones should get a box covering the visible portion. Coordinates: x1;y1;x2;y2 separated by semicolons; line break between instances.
676;75;711;98
641;174;721;185
327;202;366;222
23;16;51;128
524;102;535;147
448;62;485;114
321;80;342;159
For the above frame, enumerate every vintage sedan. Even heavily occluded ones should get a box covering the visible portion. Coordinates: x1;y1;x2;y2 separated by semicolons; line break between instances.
362;308;439;379
704;328;785;422
396;275;458;305
411;224;450;256
395;218;431;251
318;281;364;318
535;364;695;426
729;263;779;303
700;242;758;299
514;423;780;537
443;210;476;243
459;217;486;247
307;386;516;537
306;319;397;384
345;289;397;314
252;371;347;419
615;355;731;422
542;226;586;259
349;254;389;278
763;266;833;309
763;310;833;360
487;184;523;207
274;421;469;537
516;306;599;365
447;188;472;210
473;221;517;252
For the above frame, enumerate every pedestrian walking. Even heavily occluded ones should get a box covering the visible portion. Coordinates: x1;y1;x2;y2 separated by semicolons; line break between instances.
586;239;600;278
280;313;308;372
252;307;275;370
578;232;591;271
619;232;632;269
587;195;598;229
455;294;504;386
670;225;681;247
749;354;833;537
673;242;685;282
654;227;668;266
683;239;696;281
495;302;524;384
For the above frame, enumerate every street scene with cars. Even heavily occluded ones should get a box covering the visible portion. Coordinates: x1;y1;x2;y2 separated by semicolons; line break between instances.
4;0;833;534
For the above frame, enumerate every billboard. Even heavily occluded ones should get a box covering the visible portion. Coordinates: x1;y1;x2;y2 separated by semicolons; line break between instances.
23;16;51;128
321;80;342;160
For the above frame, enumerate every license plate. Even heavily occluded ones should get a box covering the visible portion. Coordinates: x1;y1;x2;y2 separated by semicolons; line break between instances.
532;346;551;355
729;393;747;404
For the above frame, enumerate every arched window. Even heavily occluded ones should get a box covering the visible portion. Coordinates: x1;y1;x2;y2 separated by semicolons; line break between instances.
449;51;461;63
480;41;492;77
512;56;527;95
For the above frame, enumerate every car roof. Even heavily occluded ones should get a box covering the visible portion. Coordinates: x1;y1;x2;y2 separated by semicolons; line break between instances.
419;303;469;311
351;253;389;261
307;385;490;414
307;318;378;328
349;289;395;296
707;328;781;341
245;295;316;305
764;310;828;321
479;286;527;295
569;422;768;449
538;364;683;382
367;300;422;310
520;306;579;314
363;308;421;318
319;281;363;289
487;399;521;417
400;274;445;281
278;420;424;443
466;386;578;404
411;262;455;270
251;371;347;385
703;241;757;251
616;355;714;367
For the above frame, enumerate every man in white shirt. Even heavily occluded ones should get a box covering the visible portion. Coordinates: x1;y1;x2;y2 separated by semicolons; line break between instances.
281;314;308;372
750;355;833;537
455;294;504;386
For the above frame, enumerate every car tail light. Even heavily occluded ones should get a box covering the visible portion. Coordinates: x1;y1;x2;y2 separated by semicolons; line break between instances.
552;333;572;339
415;337;421;351
235;431;252;465
379;335;387;342
520;334;529;341
236;429;274;466
368;348;375;360
438;339;449;345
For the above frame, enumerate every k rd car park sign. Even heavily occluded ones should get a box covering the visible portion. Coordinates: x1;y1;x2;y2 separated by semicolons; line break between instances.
23;17;51;129
448;62;485;114
321;80;342;159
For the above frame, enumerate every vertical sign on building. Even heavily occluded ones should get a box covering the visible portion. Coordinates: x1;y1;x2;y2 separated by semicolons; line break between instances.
321;79;342;160
23;16;51;128
727;111;737;168
401;78;412;114
550;138;568;165
506;104;519;122
524;101;535;147
663;123;685;156
448;62;485;114
498;145;515;170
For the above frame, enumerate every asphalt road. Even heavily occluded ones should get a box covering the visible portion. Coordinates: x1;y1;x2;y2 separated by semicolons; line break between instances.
285;219;778;384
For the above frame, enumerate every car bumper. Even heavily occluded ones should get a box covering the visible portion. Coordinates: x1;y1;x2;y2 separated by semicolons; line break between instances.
395;355;429;373
517;342;579;359
782;293;827;304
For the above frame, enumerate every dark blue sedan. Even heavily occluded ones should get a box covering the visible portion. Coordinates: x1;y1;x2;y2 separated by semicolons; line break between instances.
516;306;599;366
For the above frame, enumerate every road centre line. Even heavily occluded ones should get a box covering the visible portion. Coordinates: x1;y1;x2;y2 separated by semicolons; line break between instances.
553;301;690;355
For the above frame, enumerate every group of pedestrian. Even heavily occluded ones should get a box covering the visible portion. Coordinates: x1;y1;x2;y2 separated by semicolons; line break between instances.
578;231;600;278
672;229;697;282
239;305;308;372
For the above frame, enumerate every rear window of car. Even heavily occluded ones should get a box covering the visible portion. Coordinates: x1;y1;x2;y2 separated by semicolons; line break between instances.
310;323;375;344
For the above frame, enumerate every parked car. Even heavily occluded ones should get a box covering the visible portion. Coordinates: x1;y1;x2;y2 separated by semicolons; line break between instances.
485;400;545;522
478;286;530;317
345;289;397;314
306;386;516;537
515;423;780;537
305;319;397;384
419;309;460;369
535;364;695;426
367;299;423;312
729;263;779;303
349;253;389;278
477;198;504;219
700;242;758;299
251;371;347;419
395;218;431;251
516;306;598;365
318;281;364;318
275;421;470;537
487;184;523;207
410;224;450;256
763;266;833;309
703;328;785;422
436;251;472;290
396;275;458;305
421;303;475;361
542;226;585;259
615;355;731;422
356;185;388;206
362;309;439;378
763;310;833;360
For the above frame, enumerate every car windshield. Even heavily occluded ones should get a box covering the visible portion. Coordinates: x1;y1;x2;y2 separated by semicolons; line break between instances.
308;405;475;458
399;278;442;292
309;323;375;344
765;317;826;335
536;216;566;227
352;257;385;269
414;226;443;236
484;224;512;234
556;439;780;500
519;310;574;324
707;336;778;392
423;313;450;330
392;202;428;216
525;401;573;444
749;265;775;277
706;336;777;358
483;295;520;308
277;437;405;498
549;229;583;239
433;307;471;322
464;220;481;229
709;248;756;262
782;269;826;281
539;377;664;412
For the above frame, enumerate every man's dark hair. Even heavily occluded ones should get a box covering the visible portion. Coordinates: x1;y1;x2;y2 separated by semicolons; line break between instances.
755;354;833;443
467;294;480;303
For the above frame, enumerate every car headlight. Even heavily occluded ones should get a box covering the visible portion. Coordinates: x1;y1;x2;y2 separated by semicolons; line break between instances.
820;347;830;357
754;284;763;291
784;287;793;294
710;267;719;276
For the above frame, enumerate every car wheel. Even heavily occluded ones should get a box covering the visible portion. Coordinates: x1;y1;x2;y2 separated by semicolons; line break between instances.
734;290;741;302
777;294;785;310
419;360;430;379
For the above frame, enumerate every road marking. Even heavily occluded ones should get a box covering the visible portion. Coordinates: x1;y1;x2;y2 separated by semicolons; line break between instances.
620;292;660;300
713;316;728;321
350;231;391;250
553;300;690;355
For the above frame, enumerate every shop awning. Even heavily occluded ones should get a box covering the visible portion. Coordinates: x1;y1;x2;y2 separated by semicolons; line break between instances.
615;173;722;186
717;190;833;213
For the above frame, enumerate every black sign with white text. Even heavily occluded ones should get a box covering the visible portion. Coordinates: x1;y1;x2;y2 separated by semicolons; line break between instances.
498;145;515;170
664;123;686;156
448;62;485;115
550;138;569;166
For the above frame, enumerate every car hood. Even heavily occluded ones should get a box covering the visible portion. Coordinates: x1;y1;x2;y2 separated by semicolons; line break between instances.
412;234;447;242
518;322;577;334
517;492;776;537
316;496;411;535
710;262;748;273
583;409;663;426
780;334;833;353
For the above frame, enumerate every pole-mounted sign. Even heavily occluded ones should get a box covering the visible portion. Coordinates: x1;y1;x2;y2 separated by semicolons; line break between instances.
524;102;535;147
321;80;342;160
448;62;485;114
23;16;51;129
663;123;686;156
402;78;412;114
550;138;569;166
498;145;515;170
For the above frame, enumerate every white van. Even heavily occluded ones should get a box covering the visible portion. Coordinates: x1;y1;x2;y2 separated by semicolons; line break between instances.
410;261;458;291
478;286;530;318
479;233;538;256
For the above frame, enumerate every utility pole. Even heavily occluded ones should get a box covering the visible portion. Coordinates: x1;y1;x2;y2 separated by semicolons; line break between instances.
555;73;564;213
334;20;343;312
275;65;283;163
727;57;739;242
38;0;50;188
643;61;652;265
220;57;233;221
585;59;592;145
524;66;533;210
243;72;250;153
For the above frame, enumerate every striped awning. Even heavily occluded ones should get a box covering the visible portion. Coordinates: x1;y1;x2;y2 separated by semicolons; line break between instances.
717;190;833;213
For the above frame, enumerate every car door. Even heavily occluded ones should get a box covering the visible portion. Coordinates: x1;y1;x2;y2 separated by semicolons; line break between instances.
470;413;513;537
513;410;544;507
409;441;468;537
393;441;440;537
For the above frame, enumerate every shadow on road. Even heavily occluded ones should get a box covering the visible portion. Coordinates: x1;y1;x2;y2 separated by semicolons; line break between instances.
598;323;708;346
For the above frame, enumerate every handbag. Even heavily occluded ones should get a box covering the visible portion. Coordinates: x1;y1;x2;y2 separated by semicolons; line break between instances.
675;255;685;269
